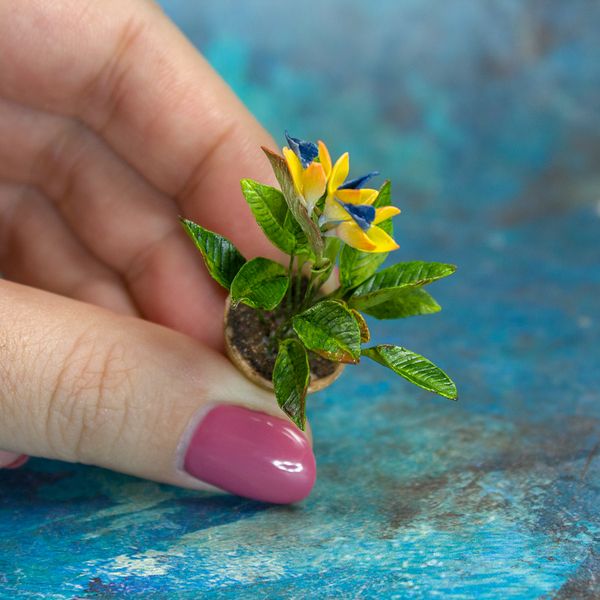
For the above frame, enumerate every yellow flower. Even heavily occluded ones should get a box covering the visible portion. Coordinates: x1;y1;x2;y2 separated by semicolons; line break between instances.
283;133;327;215
317;141;399;252
327;201;400;253
319;142;380;224
281;133;400;252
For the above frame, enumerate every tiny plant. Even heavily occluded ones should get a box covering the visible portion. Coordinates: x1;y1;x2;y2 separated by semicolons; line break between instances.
181;132;457;430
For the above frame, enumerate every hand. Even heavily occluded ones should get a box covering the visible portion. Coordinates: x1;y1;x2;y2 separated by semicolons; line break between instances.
0;0;315;504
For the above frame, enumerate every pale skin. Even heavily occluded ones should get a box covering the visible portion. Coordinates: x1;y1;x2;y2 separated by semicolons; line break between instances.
0;0;302;487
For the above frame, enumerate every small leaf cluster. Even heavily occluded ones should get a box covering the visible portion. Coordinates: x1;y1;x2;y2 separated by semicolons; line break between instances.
181;145;457;430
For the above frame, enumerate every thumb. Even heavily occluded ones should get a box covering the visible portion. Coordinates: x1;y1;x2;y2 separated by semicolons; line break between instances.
0;280;315;504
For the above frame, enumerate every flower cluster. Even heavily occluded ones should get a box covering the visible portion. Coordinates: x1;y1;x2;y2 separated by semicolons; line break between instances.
283;132;400;253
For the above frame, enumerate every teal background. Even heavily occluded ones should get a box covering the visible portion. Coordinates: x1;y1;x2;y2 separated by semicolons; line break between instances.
2;1;600;597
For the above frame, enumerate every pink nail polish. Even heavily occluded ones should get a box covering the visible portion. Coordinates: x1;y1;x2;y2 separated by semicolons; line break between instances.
0;451;28;469
183;405;316;504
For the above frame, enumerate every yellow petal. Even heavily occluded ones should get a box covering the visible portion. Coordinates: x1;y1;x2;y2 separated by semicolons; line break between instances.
334;221;377;252
283;147;304;196
373;206;401;225
302;162;327;213
335;188;379;205
364;225;399;253
318;141;332;178
323;195;352;222
328;152;349;195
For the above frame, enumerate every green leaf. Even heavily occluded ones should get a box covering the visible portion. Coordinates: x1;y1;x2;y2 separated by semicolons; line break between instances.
350;308;370;343
180;218;245;290
283;209;310;254
339;181;394;289
363;345;457;400
362;288;441;319
273;339;310;430
292;300;361;364
324;236;341;265
240;179;297;254
262;146;324;256
230;257;289;310
349;261;456;310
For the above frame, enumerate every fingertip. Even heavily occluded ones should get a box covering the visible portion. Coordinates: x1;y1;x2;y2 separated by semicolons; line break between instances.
180;405;316;504
0;451;28;469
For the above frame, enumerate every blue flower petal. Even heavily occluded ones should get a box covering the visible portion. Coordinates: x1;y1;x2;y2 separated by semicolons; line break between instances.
285;131;318;168
339;171;380;190
338;200;376;231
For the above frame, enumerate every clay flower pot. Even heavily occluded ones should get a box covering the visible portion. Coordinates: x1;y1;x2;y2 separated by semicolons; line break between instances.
224;295;345;393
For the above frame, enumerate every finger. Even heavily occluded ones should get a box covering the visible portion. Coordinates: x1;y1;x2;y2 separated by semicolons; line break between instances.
0;451;27;469
0;98;225;346
0;0;279;257
0;183;138;316
0;280;316;504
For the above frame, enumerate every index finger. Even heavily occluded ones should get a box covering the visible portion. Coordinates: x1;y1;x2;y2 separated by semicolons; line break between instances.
0;0;278;256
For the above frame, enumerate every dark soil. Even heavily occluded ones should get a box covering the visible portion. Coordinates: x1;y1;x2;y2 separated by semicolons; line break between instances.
227;301;338;383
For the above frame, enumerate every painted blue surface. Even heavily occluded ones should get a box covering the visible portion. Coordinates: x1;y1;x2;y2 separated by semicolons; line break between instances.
2;1;600;597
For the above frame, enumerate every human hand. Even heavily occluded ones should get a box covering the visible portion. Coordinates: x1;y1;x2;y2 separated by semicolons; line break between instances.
0;0;315;504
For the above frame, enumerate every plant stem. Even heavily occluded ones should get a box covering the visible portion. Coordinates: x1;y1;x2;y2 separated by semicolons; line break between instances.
272;313;294;345
299;268;320;312
286;248;295;311
295;257;304;309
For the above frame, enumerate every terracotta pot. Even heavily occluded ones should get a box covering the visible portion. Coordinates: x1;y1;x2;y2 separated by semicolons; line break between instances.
224;296;345;393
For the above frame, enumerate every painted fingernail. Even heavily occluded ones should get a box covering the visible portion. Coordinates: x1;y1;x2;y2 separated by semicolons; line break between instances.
183;405;316;504
0;451;28;469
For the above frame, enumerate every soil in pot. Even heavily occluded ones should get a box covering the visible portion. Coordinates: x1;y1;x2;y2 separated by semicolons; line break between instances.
225;299;343;391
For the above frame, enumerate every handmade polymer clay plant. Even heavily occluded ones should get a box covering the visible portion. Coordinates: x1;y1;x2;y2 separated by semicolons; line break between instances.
181;133;457;430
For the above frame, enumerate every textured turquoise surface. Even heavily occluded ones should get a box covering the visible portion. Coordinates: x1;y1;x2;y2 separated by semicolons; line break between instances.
2;1;600;597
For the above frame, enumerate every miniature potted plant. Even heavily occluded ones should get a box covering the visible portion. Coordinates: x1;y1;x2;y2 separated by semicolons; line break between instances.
181;132;457;430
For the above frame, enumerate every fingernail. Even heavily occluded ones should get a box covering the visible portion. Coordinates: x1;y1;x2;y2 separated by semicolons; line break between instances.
183;405;316;504
0;451;28;469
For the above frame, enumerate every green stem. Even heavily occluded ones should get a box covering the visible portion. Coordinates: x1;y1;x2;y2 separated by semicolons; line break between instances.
295;257;304;309
286;248;295;311
299;269;320;312
272;314;295;345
